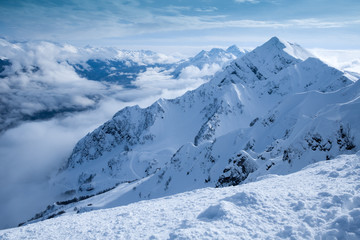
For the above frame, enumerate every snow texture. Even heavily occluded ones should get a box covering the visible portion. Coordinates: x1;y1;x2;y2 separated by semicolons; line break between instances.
1;153;360;239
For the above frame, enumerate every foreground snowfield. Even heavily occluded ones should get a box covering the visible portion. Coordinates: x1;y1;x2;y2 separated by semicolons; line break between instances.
2;153;360;239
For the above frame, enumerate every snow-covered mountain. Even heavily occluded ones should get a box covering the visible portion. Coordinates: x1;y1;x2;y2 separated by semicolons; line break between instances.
172;45;248;78
70;45;248;87
3;152;360;239
23;37;359;225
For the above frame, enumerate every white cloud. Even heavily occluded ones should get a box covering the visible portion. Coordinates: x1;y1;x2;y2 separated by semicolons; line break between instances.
235;0;260;3
133;67;207;94
310;48;360;74
0;38;183;133
0;98;127;229
179;64;222;79
194;7;218;12
2;0;358;45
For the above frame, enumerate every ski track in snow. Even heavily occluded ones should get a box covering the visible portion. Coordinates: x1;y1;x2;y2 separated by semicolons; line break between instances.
1;153;360;240
129;152;141;179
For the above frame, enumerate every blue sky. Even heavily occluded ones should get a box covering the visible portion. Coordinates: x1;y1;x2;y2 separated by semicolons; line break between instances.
1;0;360;53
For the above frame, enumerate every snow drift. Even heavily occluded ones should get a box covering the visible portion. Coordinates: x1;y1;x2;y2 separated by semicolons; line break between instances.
2;153;360;239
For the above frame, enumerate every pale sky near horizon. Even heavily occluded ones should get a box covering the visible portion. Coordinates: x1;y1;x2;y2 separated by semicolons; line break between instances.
0;0;360;53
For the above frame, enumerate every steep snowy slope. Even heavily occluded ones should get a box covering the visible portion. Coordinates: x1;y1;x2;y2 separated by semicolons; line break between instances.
26;37;359;224
2;153;360;239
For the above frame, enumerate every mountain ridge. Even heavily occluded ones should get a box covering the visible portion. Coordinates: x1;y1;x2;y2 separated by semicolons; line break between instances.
26;37;359;224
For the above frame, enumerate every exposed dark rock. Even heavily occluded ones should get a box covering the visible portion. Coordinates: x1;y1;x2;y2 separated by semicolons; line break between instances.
216;152;257;187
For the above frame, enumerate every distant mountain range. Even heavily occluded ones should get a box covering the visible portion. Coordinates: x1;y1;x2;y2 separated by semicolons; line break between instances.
0;39;246;133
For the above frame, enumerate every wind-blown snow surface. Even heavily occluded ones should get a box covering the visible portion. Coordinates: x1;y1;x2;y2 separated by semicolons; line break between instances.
21;36;359;227
1;153;360;239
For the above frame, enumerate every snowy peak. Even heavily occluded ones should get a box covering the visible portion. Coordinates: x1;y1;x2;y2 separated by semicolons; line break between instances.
283;42;314;61
172;45;247;78
226;44;240;53
256;36;313;61
191;48;226;61
260;36;287;50
226;45;248;57
190;45;246;62
223;37;315;84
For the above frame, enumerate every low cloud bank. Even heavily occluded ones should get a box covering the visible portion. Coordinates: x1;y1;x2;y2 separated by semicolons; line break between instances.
310;48;360;76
